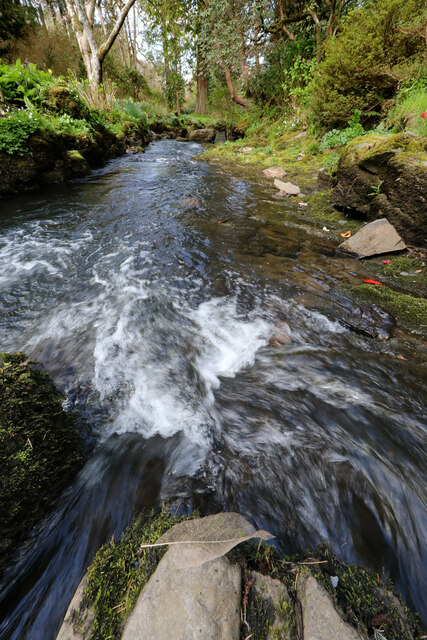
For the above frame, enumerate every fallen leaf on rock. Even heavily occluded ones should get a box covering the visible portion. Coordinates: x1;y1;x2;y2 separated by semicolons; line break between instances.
382;260;391;264
363;279;383;285
138;512;274;569
340;231;351;238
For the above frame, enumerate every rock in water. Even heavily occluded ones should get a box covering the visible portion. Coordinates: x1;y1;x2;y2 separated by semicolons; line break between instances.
122;548;241;640
338;218;406;258
341;303;395;340
297;570;364;640
56;575;93;640
188;128;216;143
273;179;300;195
263;166;286;178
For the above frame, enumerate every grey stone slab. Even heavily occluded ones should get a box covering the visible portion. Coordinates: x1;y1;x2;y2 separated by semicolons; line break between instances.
338;218;406;257
122;548;241;640
297;571;365;640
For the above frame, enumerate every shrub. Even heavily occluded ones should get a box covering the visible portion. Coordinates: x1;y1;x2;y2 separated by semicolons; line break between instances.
309;0;427;129
0;108;46;155
386;80;427;137
320;110;365;149
0;58;56;106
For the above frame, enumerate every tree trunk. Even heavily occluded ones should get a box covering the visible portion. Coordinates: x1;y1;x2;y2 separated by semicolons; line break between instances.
195;74;208;114
225;67;249;107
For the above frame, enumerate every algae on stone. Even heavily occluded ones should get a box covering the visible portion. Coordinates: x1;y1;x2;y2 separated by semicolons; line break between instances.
0;352;84;572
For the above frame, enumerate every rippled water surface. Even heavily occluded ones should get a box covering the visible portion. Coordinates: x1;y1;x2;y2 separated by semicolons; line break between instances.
0;141;425;639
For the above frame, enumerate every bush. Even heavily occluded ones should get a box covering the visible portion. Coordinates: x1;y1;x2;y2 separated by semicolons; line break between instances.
386;80;427;137
309;0;427;129
0;58;56;106
320;110;365;149
0;108;46;155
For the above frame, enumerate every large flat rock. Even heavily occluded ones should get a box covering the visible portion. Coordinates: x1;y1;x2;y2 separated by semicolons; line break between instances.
297;571;365;640
338;218;406;257
122;548;241;640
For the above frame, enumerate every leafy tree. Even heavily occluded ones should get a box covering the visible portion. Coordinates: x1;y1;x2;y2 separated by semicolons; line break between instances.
309;0;427;129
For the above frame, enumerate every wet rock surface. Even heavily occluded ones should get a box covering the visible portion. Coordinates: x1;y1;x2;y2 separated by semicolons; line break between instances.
341;302;395;340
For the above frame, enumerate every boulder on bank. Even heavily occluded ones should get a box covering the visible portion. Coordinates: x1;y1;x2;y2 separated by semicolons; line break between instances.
332;133;427;246
0;353;84;574
263;166;286;178
274;178;301;195
338;218;406;258
188;128;216;143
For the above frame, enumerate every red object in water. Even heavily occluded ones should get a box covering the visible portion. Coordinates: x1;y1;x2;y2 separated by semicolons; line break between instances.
422;112;427;119
363;279;383;285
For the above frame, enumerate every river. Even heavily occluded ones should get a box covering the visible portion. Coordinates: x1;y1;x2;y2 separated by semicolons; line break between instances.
0;140;425;638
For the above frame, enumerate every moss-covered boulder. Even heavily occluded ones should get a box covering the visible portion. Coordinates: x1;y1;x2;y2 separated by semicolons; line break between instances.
0;353;84;572
332;133;427;245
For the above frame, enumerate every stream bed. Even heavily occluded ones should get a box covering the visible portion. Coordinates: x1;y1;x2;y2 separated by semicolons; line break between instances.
0;140;425;639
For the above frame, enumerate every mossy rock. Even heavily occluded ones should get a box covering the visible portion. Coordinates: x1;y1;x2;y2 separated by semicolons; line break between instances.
66;149;90;176
71;509;198;640
333;133;427;246
338;133;427;171
345;284;427;335
0;353;84;573
275;131;307;151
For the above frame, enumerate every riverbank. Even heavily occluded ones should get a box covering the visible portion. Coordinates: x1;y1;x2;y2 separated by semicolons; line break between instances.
200;130;427;339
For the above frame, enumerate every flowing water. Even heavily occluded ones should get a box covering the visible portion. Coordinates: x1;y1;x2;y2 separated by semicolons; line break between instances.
0;140;425;639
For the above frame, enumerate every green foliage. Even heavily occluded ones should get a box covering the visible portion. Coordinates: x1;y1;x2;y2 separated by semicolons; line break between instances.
0;59;56;105
82;508;198;640
0;108;45;155
309;0;427;129
386;79;427;137
0;353;84;570
0;0;36;55
320;110;365;149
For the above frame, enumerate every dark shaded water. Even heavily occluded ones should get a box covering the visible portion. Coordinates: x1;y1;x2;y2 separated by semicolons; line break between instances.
0;140;425;638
